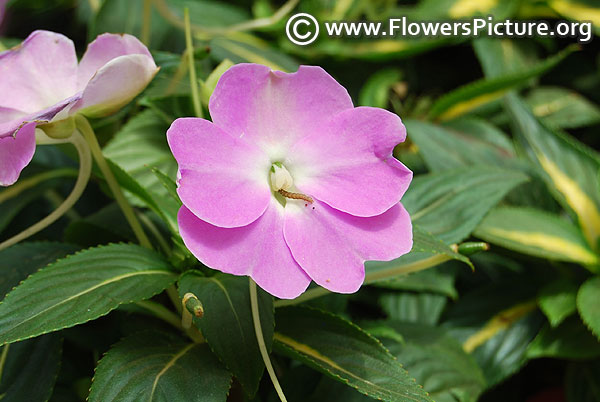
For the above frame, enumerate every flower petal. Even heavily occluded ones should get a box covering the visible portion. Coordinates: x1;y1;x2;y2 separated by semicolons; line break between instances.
167;117;271;228
71;54;158;118
178;202;312;299
283;200;412;293
0;30;77;113
0;94;81;139
209;64;353;154
0;122;36;186
76;33;155;90
290;107;412;217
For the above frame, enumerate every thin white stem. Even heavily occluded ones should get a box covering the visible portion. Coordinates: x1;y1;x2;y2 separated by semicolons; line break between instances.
0;131;92;251
249;279;288;402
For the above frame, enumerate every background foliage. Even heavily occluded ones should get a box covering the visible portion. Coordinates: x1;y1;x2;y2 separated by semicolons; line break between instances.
1;0;600;401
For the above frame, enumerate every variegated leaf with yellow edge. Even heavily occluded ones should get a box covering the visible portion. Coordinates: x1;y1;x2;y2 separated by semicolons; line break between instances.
474;206;599;268
505;93;600;252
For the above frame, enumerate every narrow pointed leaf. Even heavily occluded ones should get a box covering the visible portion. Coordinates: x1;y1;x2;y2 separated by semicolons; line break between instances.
474;206;599;266
505;93;600;250
402;167;528;243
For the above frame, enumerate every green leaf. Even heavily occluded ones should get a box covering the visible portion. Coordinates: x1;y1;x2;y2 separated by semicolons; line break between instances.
405;118;515;171
577;277;600;341
383;322;487;402
0;244;176;345
538;280;578;327
365;226;472;285
0;242;79;299
283;37;449;61
200;59;235;106
379;293;447;325
0;169;78;234
103;110;177;205
474;206;599;265
0;334;62;402
526;316;600;360
547;0;600;33
443;284;543;387
505;93;600;250
372;268;458;299
89;331;231;402
178;272;273;397
526;87;600;129
402;167;528;243
565;361;600;402
104;158;179;234
210;34;298;72
90;0;176;48
416;0;519;19
359;68;402;108
429;46;576;120
473;38;540;79
274;306;432;402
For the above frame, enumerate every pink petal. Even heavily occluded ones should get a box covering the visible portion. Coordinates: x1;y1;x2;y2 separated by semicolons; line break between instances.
0;94;81;139
70;53;158;117
167;117;271;228
209;64;353;151
76;33;155;90
283;200;412;293
178;202;312;299
0;30;77;113
289;107;412;217
0;122;36;186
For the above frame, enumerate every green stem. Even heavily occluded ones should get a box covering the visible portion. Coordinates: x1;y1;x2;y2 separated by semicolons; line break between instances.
167;285;182;312
75;115;152;249
141;0;153;47
0;344;9;384
274;253;454;308
0;131;91;251
250;279;288;402
137;211;171;256
0;168;78;204
183;8;203;118
135;300;182;330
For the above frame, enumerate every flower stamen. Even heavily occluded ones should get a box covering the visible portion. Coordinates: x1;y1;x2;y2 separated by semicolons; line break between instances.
278;189;314;203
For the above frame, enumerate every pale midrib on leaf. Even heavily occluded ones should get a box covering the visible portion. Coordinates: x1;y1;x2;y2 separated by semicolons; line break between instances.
274;333;424;401
148;343;196;401
1;269;173;338
207;278;248;346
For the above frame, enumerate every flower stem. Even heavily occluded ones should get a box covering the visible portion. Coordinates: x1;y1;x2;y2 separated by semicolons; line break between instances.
183;7;203;118
0;131;91;251
0;168;78;204
135;300;182;330
274;253;454;308
249;279;288;402
141;0;153;47
75;115;152;249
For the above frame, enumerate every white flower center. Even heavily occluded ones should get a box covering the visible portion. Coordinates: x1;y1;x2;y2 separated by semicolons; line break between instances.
270;163;294;192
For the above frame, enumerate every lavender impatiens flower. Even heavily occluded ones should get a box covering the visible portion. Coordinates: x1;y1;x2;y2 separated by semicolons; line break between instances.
0;30;158;186
168;63;413;299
